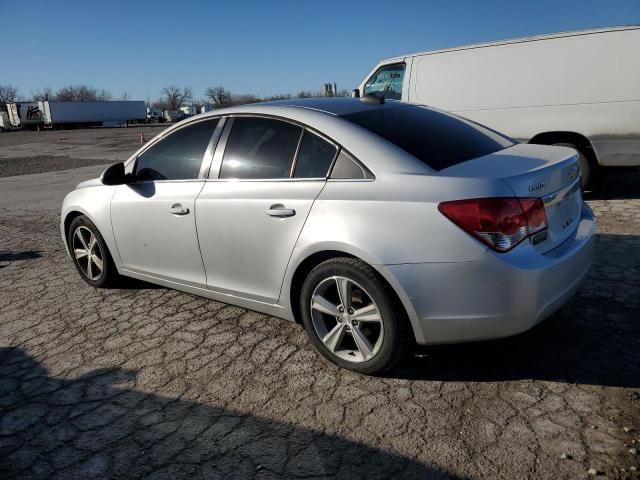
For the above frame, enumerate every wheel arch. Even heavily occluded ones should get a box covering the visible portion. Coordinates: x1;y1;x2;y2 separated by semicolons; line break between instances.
286;248;420;345
528;131;599;166
62;210;89;253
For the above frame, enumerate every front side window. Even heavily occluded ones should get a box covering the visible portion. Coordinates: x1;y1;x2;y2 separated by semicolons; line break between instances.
219;117;302;179
363;63;405;100
134;119;218;181
293;131;337;178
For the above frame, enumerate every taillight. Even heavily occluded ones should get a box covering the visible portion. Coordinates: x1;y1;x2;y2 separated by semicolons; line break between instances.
438;197;548;252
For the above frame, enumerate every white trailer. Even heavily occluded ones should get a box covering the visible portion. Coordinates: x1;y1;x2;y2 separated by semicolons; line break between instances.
39;101;146;128
356;26;640;187
0;111;10;131
6;102;44;128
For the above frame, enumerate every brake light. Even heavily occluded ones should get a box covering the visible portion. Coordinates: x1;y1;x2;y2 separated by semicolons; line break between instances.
438;197;548;252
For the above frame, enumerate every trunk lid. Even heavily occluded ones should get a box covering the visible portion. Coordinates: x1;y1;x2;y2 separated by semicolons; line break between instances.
441;144;582;253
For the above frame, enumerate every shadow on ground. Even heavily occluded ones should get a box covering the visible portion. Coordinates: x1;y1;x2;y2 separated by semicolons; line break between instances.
0;251;42;268
584;167;640;200
394;233;640;389
0;348;462;480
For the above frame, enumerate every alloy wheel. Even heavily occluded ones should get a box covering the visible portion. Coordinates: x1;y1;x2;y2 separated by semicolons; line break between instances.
310;276;384;363
72;226;104;281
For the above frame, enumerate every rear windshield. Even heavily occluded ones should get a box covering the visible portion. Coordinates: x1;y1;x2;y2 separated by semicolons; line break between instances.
341;105;514;171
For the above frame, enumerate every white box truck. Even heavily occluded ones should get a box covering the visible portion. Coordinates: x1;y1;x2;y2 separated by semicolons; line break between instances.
6;102;44;129
39;101;146;128
355;26;640;187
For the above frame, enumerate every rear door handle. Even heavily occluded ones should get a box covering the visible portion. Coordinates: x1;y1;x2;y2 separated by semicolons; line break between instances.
169;203;190;215
266;204;296;218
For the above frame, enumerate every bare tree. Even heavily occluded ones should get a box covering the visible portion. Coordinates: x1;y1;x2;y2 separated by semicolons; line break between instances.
96;89;113;101
31;87;54;101
262;93;292;101
161;86;192;111
56;85;98;101
295;89;324;99
205;86;231;108
0;84;19;111
229;93;260;106
120;91;130;101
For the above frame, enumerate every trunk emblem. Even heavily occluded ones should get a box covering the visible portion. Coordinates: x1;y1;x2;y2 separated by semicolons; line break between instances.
528;182;545;192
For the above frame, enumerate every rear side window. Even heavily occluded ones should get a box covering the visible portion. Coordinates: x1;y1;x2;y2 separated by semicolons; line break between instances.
134;119;218;181
220;117;302;179
293;131;337;178
363;63;405;100
341;105;513;171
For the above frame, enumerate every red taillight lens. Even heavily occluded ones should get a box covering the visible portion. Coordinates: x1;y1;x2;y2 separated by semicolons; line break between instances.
438;197;548;252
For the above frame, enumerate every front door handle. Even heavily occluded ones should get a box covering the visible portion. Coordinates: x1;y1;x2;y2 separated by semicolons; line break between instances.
169;203;190;215
266;204;296;218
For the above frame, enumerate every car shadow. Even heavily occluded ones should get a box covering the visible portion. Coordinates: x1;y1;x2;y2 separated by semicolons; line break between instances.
390;232;640;388
583;167;640;200
0;347;463;480
0;251;42;268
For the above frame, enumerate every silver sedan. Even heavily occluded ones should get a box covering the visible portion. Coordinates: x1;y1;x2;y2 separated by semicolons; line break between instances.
61;97;595;374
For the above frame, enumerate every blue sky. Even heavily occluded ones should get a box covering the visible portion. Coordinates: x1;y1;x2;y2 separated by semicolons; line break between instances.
1;0;638;102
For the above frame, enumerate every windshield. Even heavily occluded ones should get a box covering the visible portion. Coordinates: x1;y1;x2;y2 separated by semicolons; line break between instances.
341;104;514;171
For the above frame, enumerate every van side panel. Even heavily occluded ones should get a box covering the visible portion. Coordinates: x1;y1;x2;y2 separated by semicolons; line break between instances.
404;28;640;167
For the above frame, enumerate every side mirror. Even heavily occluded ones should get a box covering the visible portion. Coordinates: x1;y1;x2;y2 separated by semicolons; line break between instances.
351;88;360;98
101;162;129;185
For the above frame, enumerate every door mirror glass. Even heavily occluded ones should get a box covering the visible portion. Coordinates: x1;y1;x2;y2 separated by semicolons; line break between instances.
351;88;360;98
363;63;405;100
101;162;128;185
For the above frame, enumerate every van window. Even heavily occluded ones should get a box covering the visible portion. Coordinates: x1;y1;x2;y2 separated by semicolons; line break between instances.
341;104;514;171
363;63;405;100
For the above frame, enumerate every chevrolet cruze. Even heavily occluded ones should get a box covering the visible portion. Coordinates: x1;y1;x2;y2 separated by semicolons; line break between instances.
61;97;595;374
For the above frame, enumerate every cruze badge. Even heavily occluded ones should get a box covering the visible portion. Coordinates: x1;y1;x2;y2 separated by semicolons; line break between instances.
528;182;545;192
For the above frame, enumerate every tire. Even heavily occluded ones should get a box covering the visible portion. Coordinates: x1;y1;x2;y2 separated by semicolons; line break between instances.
553;142;597;191
67;215;119;288
300;257;410;374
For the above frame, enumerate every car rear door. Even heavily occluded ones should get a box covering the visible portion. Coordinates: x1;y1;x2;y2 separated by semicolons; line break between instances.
110;118;220;286
195;116;338;303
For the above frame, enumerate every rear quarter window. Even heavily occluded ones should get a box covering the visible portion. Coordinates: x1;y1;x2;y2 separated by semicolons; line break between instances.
341;105;513;171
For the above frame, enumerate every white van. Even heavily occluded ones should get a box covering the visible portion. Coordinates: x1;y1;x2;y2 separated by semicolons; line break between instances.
355;26;640;187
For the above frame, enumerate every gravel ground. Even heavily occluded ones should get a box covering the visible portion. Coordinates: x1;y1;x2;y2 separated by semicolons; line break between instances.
0;126;167;177
0;130;638;479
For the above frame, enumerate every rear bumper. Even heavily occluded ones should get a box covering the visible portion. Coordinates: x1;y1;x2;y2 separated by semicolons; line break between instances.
387;203;596;345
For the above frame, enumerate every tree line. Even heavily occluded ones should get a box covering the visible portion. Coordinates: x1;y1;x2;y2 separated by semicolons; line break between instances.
0;83;349;113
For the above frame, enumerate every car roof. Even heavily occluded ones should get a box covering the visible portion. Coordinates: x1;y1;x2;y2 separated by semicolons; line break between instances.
257;97;403;116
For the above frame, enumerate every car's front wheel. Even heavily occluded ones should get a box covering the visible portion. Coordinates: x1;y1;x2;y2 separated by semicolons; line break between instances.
68;215;119;288
300;257;410;374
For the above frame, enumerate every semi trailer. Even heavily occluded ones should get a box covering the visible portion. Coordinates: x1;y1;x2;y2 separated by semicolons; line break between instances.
39;101;146;128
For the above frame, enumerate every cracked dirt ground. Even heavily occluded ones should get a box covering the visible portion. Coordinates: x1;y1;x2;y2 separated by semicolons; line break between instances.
0;131;639;479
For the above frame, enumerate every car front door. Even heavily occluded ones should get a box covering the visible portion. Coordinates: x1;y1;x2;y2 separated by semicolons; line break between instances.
196;116;338;303
110;118;221;286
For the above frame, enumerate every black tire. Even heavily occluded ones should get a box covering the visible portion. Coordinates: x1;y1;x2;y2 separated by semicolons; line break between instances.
300;257;411;375
553;142;598;191
67;215;119;288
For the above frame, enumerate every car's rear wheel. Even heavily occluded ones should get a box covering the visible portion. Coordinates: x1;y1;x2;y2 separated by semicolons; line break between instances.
300;257;409;374
68;215;118;288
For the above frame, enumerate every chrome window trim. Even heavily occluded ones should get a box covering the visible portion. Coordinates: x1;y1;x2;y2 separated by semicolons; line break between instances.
199;117;227;179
